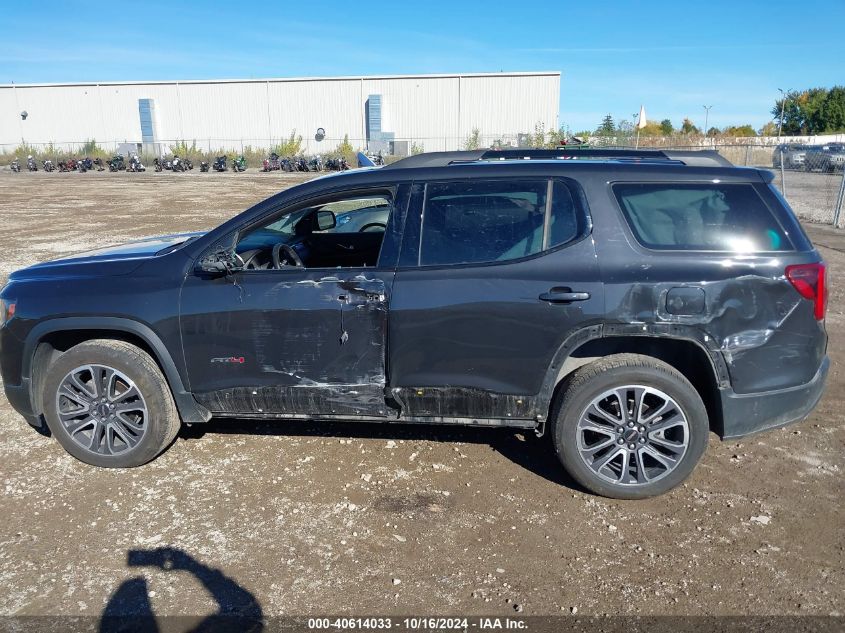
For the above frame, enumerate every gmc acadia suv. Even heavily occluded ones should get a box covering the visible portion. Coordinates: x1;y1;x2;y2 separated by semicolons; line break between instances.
0;148;829;499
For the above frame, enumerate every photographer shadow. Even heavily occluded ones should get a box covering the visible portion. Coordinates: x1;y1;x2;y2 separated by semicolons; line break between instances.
99;547;263;633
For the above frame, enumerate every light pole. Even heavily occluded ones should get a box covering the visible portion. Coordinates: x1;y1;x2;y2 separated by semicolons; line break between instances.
632;113;638;148
703;105;713;139
777;88;789;139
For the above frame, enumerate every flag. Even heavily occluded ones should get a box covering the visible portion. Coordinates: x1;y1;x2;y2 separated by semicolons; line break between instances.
637;105;647;129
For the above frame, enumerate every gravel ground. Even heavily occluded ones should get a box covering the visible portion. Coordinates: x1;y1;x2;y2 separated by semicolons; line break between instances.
0;170;842;620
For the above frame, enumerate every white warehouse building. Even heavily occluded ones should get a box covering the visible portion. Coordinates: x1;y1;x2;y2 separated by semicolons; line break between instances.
0;71;560;155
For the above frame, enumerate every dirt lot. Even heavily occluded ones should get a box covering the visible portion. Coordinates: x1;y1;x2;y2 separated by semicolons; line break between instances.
0;170;842;621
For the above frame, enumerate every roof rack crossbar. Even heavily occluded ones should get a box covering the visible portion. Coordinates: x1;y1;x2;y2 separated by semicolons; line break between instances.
384;148;733;169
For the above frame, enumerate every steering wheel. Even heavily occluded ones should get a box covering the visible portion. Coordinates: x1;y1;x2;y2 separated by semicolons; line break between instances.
272;243;304;268
359;222;387;233
241;249;271;270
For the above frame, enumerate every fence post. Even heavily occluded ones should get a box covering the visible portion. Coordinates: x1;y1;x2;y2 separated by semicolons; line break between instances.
833;167;845;228
780;148;787;198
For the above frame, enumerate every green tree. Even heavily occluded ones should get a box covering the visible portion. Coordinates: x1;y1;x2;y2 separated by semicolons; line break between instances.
722;124;757;137
616;120;634;134
758;121;778;136
817;87;845;133
530;123;547;148
596;114;615;136
771;87;845;135
798;88;828;134
546;124;574;146
659;119;674;135
680;118;700;135
772;90;804;135
639;121;664;136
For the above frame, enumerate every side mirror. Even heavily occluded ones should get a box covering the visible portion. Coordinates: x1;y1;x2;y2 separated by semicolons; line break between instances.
196;248;243;276
316;209;336;231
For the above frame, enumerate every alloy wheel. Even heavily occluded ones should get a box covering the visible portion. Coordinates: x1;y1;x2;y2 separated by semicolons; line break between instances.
576;385;689;486
55;364;149;456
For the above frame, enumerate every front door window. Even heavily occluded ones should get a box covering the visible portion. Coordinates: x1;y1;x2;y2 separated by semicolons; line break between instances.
236;194;393;270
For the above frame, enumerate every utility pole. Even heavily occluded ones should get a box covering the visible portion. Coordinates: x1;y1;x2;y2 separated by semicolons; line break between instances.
632;113;638;148
702;105;713;138
777;88;789;139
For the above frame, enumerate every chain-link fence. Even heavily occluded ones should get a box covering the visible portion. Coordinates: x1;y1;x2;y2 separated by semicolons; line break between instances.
768;144;845;226
3;136;844;228
717;143;844;227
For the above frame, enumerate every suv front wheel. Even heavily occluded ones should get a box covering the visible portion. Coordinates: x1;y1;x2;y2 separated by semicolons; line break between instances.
41;339;181;467
552;354;709;499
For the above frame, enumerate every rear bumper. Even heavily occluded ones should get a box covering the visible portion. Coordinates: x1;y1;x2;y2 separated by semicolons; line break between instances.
720;356;829;439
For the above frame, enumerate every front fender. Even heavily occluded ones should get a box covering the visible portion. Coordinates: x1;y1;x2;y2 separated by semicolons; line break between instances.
23;317;210;424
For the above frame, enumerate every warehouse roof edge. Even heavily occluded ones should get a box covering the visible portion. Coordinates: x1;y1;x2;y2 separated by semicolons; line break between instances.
0;71;561;90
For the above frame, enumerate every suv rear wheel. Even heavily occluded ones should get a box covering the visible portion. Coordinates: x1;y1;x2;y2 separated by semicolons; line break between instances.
552;354;708;499
41;339;180;467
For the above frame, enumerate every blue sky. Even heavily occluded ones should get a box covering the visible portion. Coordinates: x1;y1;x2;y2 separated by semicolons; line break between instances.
3;1;843;132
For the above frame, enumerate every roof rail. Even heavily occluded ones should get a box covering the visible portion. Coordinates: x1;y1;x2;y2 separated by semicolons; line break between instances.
384;150;487;168
384;147;733;169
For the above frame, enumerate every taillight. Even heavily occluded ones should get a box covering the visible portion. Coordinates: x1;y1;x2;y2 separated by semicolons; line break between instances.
786;263;827;320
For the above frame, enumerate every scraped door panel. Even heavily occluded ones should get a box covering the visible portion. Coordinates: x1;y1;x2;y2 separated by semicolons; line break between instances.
389;238;604;421
179;270;391;417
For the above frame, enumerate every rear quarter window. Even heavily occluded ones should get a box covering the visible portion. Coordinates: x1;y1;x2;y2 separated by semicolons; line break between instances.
613;183;794;252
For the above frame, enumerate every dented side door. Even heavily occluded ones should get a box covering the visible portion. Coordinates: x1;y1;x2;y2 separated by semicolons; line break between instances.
178;184;410;419
180;270;392;417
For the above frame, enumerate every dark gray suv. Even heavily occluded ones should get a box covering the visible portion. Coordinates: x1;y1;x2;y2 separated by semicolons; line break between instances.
0;148;829;499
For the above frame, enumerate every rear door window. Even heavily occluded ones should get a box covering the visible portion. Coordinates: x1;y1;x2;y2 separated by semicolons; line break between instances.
613;183;793;252
419;179;583;266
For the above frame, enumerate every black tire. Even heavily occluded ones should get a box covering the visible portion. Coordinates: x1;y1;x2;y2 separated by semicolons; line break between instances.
41;339;181;467
551;353;708;499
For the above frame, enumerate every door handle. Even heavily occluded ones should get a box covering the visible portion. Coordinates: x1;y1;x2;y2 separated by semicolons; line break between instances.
539;289;591;303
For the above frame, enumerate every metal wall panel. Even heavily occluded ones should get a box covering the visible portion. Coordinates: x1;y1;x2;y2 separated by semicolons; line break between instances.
0;73;560;153
458;74;560;137
265;78;363;154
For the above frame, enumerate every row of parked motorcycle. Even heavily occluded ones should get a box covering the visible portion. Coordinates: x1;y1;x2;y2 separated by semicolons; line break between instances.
10;154;145;173
258;153;350;172
8;152;352;174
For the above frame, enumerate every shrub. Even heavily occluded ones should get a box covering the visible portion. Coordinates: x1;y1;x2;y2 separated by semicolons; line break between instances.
272;130;303;157
326;134;356;164
169;140;206;162
1;142;42;165
464;128;481;150
79;139;111;158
